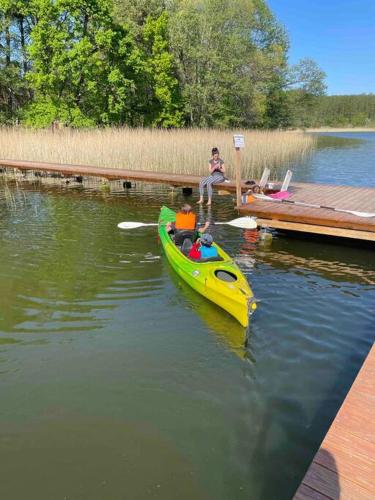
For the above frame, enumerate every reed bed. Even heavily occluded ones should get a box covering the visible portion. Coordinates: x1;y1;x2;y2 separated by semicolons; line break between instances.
0;128;315;180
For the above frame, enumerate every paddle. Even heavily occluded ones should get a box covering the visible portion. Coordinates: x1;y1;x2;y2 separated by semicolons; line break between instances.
254;194;375;218
118;216;257;230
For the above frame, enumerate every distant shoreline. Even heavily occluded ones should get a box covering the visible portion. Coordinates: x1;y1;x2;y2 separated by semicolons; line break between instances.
305;127;375;133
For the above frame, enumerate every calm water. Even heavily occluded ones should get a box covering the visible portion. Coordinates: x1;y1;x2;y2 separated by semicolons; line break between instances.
295;131;375;187
0;133;374;499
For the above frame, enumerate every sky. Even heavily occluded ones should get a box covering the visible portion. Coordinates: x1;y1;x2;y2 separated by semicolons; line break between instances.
267;0;375;95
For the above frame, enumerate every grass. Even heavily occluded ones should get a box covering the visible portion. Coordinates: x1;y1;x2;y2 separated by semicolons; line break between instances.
0;127;315;180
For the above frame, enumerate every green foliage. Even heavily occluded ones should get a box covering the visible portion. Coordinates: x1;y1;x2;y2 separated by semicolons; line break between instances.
274;58;328;128
113;0;166;31
24;0;145;127
22;99;96;127
0;0;33;121
0;0;328;128
143;12;183;127
286;58;327;96
168;0;289;127
311;94;375;127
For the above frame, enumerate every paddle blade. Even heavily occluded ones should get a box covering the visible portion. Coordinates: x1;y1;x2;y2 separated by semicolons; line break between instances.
340;210;375;218
226;217;257;229
117;222;157;229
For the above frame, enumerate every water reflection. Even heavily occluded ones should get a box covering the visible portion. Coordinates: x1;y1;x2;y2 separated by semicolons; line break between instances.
295;131;375;186
315;134;364;149
235;229;259;270
0;188;163;334
256;249;375;286
165;264;248;359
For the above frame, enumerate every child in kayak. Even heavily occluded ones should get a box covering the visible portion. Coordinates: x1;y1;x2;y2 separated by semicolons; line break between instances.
166;204;209;246
188;233;218;259
197;147;226;206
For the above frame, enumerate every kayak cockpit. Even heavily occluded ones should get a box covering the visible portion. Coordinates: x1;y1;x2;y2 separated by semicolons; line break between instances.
167;229;225;263
215;270;238;282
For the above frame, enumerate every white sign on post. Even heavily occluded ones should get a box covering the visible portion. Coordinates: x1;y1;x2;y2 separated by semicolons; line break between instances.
233;134;245;149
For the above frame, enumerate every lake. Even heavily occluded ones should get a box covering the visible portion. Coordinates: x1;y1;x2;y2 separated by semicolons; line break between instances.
0;132;374;499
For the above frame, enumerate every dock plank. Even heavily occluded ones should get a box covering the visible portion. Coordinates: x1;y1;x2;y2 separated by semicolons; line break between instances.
293;344;375;500
302;463;373;500
294;484;331;500
255;219;375;241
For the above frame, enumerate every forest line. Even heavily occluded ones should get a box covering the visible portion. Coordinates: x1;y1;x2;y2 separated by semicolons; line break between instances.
0;0;372;129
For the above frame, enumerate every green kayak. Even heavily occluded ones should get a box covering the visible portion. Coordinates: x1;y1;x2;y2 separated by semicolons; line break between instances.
158;206;256;327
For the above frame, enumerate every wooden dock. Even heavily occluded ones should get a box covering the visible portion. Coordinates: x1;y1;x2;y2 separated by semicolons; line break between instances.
1;159;374;241
0;159;225;189
239;182;375;241
294;343;375;500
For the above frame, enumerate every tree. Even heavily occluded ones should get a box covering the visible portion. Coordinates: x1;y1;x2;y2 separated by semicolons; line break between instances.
24;0;144;127
283;58;327;127
143;12;183;127
114;1;183;127
113;0;166;32
286;58;327;96
0;0;33;121
0;0;329;128
168;0;289;127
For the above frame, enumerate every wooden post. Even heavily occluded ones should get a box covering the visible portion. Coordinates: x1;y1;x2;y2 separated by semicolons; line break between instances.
235;146;242;207
233;134;245;207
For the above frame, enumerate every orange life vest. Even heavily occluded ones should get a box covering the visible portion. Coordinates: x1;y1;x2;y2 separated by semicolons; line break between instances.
175;212;196;230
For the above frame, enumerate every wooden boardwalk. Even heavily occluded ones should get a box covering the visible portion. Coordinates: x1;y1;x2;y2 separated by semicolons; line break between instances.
294;343;375;500
239;182;375;241
0;159;224;189
1;159;374;241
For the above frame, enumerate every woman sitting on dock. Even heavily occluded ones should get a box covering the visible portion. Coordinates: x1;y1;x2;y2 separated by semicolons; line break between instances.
197;147;226;206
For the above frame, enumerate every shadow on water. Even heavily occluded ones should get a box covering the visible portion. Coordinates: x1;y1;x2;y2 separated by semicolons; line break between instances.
246;345;372;499
298;346;372;496
230;222;373;499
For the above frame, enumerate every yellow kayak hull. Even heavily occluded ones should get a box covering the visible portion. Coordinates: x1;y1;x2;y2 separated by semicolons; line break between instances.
159;206;256;327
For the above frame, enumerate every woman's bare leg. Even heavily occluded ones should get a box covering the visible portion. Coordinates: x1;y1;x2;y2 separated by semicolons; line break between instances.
198;176;208;204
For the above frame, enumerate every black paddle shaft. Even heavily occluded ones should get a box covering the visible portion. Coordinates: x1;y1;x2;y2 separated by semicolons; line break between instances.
281;199;338;211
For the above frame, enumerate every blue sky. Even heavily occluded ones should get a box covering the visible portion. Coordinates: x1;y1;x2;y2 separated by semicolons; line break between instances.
267;0;375;95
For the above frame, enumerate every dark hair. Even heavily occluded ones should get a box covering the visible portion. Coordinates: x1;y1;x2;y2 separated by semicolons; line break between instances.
211;147;219;155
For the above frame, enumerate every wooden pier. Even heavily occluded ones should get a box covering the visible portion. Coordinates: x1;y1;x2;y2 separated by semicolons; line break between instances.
1;159;374;241
294;343;375;500
239;182;375;242
0;159;221;189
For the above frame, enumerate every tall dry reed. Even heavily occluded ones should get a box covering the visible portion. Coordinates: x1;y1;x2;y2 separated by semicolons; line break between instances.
0;127;315;180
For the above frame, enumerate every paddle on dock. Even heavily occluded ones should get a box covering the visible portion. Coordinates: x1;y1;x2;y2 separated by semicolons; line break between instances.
254;194;375;218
